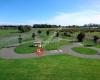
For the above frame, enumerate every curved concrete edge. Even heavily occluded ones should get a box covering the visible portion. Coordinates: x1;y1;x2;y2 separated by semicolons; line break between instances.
61;43;100;59
0;46;64;59
0;42;100;59
0;47;34;59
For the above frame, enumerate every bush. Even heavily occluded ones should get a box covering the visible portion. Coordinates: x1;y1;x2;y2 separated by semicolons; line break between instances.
46;30;50;36
32;32;36;40
18;25;31;33
55;32;59;37
77;32;85;42
37;30;42;34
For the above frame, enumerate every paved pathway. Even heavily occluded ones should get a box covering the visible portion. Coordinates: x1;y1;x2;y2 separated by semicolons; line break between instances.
0;46;64;59
61;43;100;59
0;42;100;59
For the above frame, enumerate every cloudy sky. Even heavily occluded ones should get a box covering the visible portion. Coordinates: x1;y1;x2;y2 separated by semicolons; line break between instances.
0;0;100;25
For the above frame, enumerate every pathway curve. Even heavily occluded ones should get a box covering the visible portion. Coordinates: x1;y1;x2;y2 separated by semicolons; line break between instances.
0;45;64;59
0;42;100;59
61;43;100;59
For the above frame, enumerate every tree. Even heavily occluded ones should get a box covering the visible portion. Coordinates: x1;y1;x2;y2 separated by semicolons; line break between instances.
18;26;23;32
93;35;99;44
56;32;59;37
77;32;85;42
46;30;50;36
63;31;71;37
18;35;22;43
18;25;31;33
37;30;42;34
32;32;36;40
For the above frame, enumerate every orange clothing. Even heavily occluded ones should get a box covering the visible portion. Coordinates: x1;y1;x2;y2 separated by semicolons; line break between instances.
36;47;44;56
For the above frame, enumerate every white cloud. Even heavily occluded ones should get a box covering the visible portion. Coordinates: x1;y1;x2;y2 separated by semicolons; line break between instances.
0;21;32;25
1;10;100;26
29;10;100;26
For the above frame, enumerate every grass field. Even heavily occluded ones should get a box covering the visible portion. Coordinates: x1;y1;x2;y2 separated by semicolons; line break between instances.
0;54;100;80
96;45;100;48
0;29;18;37
0;29;100;80
82;39;100;48
83;39;95;46
15;40;69;54
72;47;97;55
0;29;33;49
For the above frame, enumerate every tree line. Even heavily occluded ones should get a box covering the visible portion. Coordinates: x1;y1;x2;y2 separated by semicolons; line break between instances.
33;24;61;28
0;24;100;33
0;24;100;29
0;25;32;33
33;24;100;28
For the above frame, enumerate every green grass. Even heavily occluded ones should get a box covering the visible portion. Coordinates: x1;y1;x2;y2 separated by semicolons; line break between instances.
15;40;69;54
38;30;56;41
83;39;95;46
0;29;33;49
0;55;100;80
0;29;18;37
72;47;97;55
96;45;100;48
87;32;100;37
1;29;100;80
83;39;100;48
15;42;37;54
44;40;69;50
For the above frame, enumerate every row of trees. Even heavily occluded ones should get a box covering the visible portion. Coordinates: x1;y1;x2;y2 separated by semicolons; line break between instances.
0;25;32;33
0;25;18;29
0;24;100;29
33;24;80;28
18;25;32;33
83;24;100;28
33;24;61;28
0;24;100;33
33;24;100;28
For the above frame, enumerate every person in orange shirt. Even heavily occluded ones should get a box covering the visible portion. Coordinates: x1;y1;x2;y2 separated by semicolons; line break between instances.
36;44;44;57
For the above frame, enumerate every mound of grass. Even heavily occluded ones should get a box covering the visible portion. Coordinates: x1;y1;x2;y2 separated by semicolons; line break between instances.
15;40;69;54
15;42;37;54
72;47;97;55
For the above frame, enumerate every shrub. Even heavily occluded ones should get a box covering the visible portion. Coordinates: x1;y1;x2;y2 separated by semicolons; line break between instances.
46;30;50;36
18;25;31;33
37;30;42;34
77;32;85;42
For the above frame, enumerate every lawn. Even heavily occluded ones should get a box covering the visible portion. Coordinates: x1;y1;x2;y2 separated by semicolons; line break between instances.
0;29;34;49
15;40;70;54
82;39;100;48
1;29;100;80
72;47;97;55
82;39;95;46
96;45;100;48
0;29;18;37
0;54;100;80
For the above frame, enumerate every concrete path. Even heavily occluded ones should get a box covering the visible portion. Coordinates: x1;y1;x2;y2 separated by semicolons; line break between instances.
0;46;64;59
61;43;100;59
0;42;100;59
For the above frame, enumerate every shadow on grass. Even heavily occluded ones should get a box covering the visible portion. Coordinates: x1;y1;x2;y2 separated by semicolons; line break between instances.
84;44;94;47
